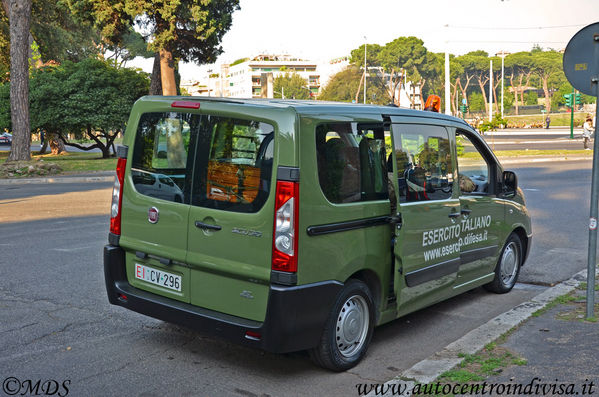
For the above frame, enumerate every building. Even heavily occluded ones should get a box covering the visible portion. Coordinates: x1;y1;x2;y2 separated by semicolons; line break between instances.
207;54;321;99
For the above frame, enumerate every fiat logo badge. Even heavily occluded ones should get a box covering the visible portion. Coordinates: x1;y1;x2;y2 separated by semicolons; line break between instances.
148;207;159;224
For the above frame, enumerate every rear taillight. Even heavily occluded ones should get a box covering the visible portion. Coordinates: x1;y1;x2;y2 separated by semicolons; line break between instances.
110;157;127;235
272;181;299;273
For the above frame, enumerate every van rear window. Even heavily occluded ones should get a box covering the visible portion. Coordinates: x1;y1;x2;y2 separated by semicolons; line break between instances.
131;112;274;213
192;115;274;213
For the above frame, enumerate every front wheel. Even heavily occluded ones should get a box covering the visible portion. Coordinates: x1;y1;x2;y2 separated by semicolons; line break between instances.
484;233;522;293
309;279;375;371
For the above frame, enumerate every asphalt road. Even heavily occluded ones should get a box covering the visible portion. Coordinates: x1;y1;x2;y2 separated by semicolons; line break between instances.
0;160;592;396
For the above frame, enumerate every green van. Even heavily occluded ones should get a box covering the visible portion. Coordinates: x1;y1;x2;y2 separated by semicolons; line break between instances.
104;96;532;371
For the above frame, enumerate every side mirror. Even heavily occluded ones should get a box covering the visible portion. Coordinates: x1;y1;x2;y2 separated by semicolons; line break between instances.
503;170;518;196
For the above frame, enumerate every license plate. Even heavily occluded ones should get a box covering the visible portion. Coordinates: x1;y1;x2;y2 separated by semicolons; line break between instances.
134;263;181;292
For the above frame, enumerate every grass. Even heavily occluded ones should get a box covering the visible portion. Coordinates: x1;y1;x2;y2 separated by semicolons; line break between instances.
531;293;578;317
0;150;116;177
421;345;527;396
504;112;589;128
459;149;593;158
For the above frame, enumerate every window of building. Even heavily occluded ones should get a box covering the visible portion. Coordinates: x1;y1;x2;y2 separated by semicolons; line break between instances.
316;123;388;204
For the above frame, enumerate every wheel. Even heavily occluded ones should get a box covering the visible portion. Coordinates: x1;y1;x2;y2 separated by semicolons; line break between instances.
484;233;522;293
309;279;375;371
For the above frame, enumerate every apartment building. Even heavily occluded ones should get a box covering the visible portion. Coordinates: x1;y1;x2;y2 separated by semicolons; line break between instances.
207;54;321;98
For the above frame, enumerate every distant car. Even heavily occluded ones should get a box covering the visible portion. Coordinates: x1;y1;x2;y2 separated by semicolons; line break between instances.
0;132;12;145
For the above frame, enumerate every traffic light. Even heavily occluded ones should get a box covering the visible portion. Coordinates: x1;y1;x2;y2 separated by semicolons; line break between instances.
564;93;573;107
575;93;581;105
459;104;468;113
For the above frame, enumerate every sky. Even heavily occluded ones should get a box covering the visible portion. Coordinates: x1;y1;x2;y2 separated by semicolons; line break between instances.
131;0;599;80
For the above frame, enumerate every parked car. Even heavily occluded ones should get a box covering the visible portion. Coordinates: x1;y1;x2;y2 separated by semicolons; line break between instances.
104;96;532;371
0;132;12;145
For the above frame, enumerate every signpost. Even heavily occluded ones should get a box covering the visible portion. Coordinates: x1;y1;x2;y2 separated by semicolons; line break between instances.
563;22;599;319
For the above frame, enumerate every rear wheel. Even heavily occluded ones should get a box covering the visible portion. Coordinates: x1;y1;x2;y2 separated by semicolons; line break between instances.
309;279;375;371
484;233;522;293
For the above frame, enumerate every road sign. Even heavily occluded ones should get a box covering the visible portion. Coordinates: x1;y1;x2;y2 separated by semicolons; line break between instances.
564;22;599;320
563;22;599;96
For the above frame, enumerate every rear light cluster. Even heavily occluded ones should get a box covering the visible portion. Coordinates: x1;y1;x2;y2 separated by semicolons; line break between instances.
272;181;299;273
109;157;127;235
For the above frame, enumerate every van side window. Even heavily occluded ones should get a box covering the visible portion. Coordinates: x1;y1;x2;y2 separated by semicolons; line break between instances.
456;132;490;194
192;116;274;213
316;123;388;204
393;124;453;202
131;112;197;203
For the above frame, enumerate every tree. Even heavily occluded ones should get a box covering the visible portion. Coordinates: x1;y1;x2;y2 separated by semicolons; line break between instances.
127;0;240;95
273;72;310;100
529;50;563;113
6;0;32;162
378;37;429;108
23;59;149;157
504;52;534;115
319;65;390;105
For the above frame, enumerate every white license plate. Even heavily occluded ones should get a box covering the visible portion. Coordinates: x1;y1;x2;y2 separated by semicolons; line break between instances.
134;263;181;292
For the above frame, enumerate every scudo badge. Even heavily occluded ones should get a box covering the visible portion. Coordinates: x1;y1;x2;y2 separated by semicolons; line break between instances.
148;207;159;224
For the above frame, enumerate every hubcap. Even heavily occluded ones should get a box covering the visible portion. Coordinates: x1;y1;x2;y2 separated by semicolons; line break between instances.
335;295;369;358
500;242;519;286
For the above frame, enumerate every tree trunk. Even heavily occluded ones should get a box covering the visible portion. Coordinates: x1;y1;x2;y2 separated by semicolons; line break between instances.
47;132;65;155
542;76;551;113
6;0;32;162
149;53;162;95
38;140;48;155
509;75;519;115
477;76;489;115
159;48;177;96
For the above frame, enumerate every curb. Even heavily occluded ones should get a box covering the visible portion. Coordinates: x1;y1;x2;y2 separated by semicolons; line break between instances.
367;268;598;397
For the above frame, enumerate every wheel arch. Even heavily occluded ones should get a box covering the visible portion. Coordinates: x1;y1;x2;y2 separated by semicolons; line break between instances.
512;226;530;266
347;269;381;323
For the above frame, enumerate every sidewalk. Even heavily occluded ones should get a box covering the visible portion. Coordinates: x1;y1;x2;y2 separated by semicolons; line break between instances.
482;280;599;393
0;170;114;185
366;268;599;397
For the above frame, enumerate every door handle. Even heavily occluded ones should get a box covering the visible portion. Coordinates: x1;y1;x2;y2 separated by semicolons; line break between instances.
195;221;222;231
448;212;461;219
461;208;472;216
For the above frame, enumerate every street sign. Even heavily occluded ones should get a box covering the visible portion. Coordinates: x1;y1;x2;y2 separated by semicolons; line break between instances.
563;22;599;320
563;22;599;96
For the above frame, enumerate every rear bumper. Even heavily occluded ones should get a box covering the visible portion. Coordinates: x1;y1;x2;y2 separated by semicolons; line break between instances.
104;245;342;353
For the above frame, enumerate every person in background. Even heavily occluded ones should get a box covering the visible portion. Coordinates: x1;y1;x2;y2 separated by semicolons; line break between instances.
582;117;594;150
545;115;551;129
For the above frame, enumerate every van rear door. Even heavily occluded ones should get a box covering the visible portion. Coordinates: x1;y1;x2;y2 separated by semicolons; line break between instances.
122;111;199;304
186;114;276;322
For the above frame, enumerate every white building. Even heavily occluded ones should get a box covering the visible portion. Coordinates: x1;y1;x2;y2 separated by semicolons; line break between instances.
206;54;321;99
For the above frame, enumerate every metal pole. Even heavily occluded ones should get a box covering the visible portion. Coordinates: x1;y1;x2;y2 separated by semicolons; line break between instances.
364;37;367;104
445;51;451;115
586;35;599;320
570;87;575;139
489;60;493;122
501;53;505;119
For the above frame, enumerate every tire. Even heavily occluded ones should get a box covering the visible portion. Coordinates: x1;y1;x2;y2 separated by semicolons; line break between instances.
484;233;522;294
309;279;375;371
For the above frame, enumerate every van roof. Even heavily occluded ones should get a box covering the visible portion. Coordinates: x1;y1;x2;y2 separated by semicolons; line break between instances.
140;95;471;128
